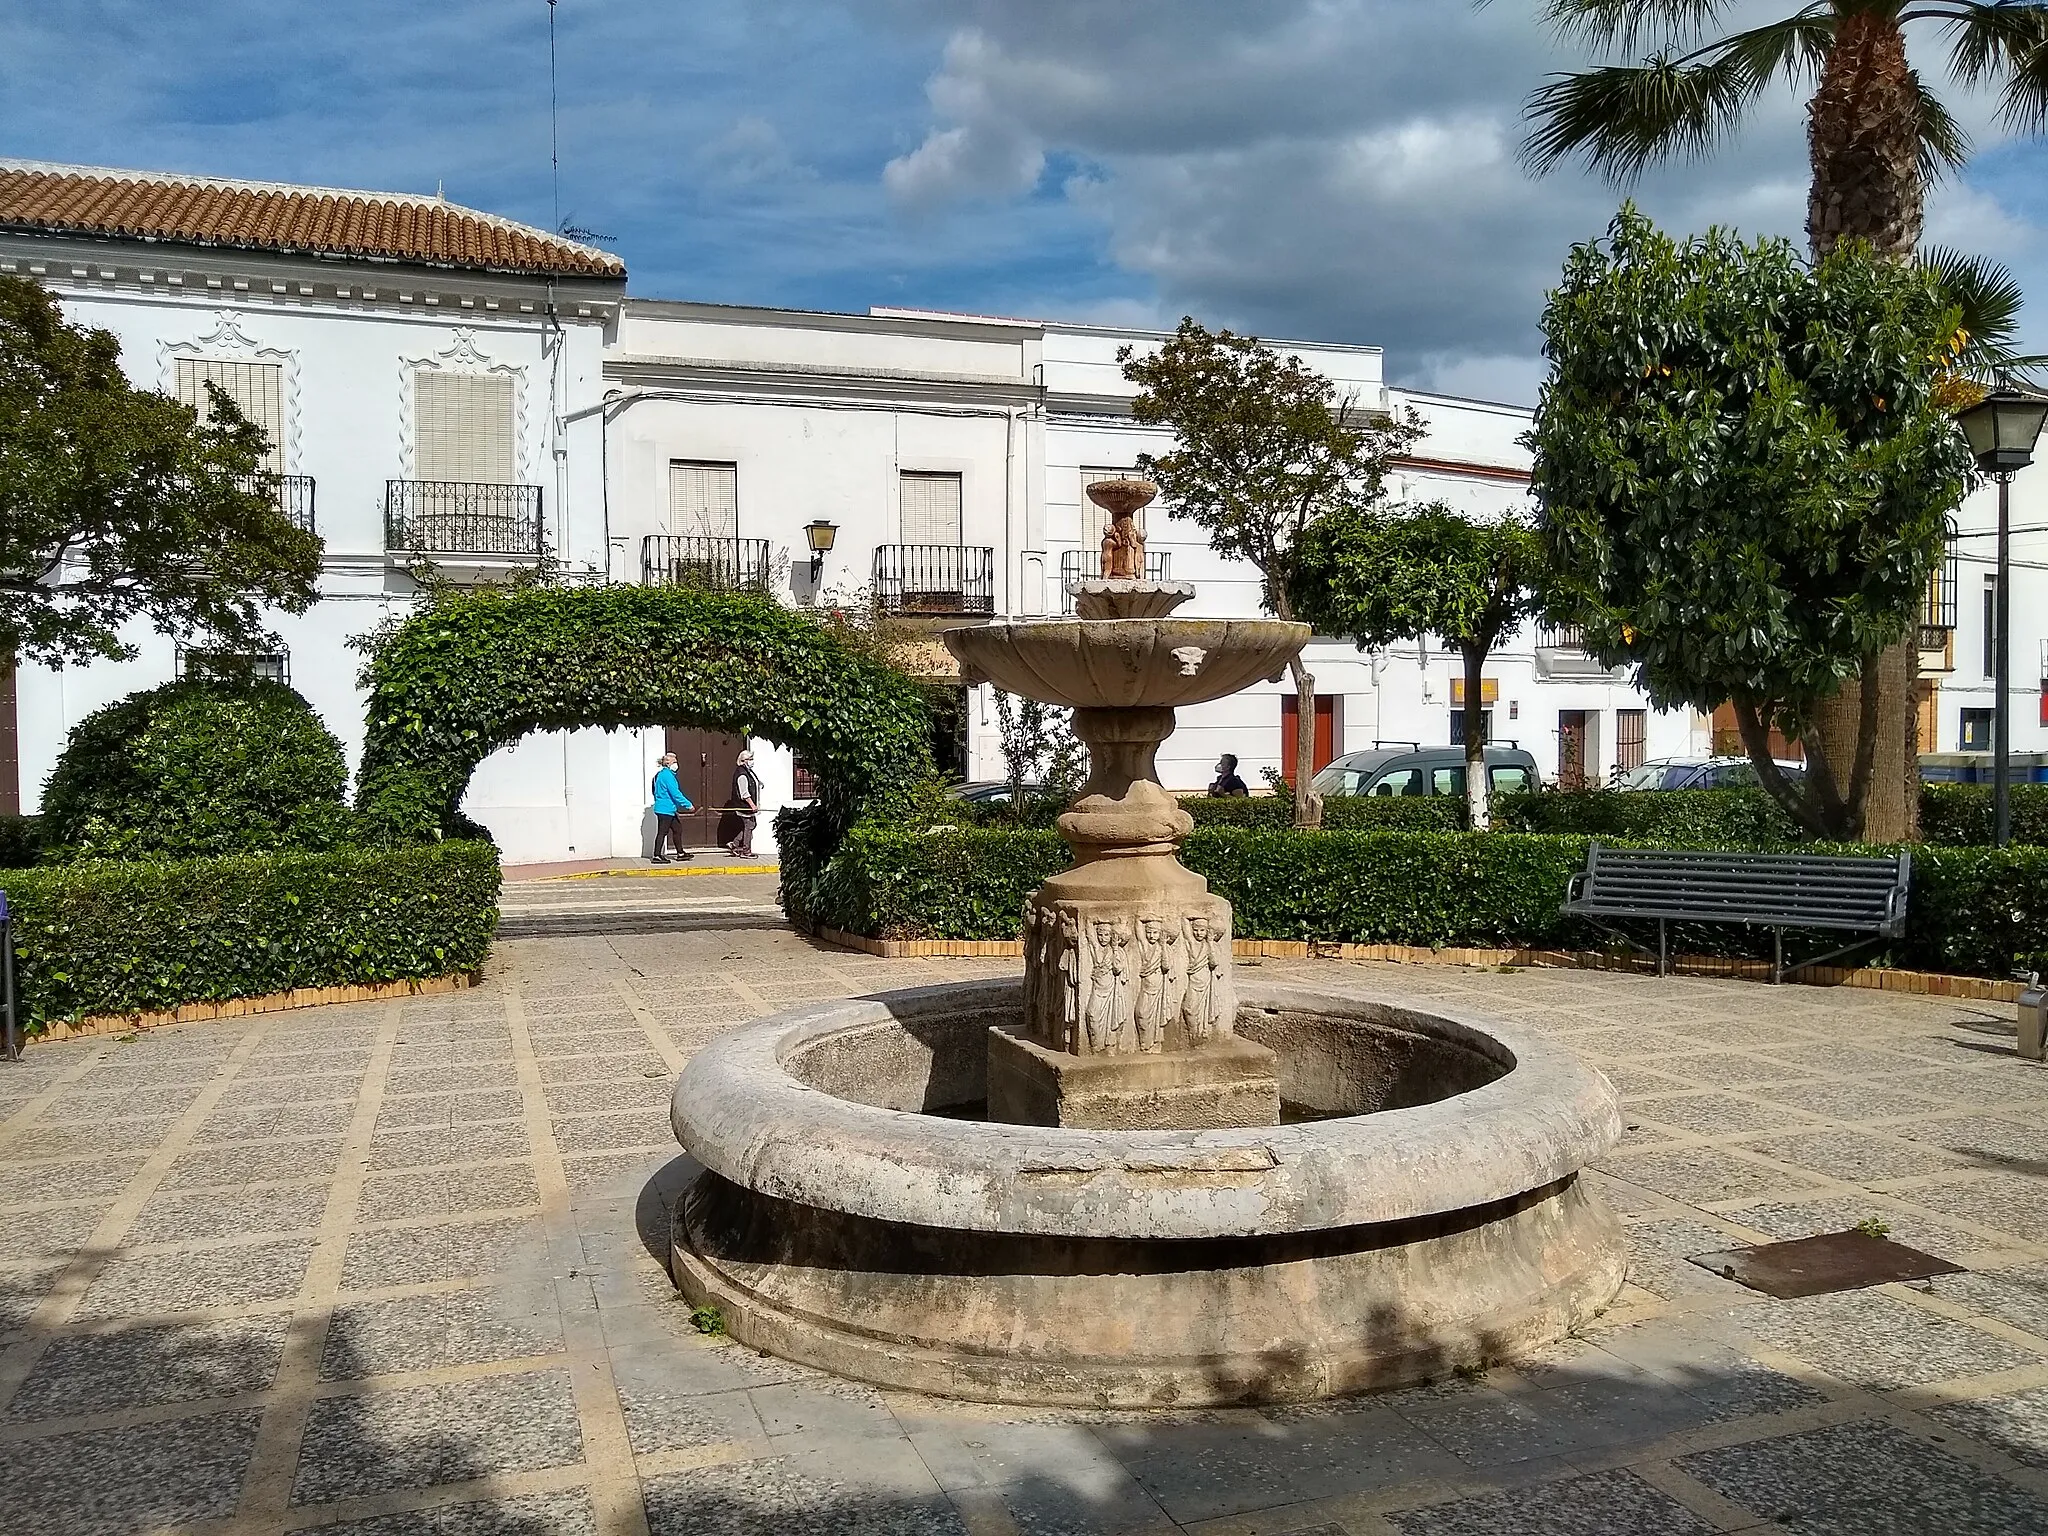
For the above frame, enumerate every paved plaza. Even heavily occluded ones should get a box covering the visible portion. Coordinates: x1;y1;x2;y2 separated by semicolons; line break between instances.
3;870;2048;1534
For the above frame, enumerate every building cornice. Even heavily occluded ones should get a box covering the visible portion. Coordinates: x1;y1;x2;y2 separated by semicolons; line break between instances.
603;353;1039;407
624;296;1043;345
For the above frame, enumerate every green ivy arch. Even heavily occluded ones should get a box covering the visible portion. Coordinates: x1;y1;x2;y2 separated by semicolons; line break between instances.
355;584;933;859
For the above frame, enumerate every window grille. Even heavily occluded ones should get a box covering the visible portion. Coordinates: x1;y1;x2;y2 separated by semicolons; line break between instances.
1080;467;1146;549
177;647;290;686
1616;709;1647;771
416;370;515;484
900;471;963;545
668;461;739;539
175;359;284;473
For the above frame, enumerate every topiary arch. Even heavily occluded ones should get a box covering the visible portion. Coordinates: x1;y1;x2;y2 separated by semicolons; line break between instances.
354;584;933;858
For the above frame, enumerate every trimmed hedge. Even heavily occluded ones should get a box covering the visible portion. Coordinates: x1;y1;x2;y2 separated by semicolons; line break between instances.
0;840;500;1032
792;824;2048;980
1490;788;1798;847
1182;795;1464;832
1921;784;2048;849
0;816;41;870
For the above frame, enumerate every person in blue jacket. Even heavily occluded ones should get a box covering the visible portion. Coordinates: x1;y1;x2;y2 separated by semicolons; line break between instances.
651;752;694;863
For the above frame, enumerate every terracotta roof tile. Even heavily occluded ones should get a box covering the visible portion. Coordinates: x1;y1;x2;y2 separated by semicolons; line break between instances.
0;160;624;279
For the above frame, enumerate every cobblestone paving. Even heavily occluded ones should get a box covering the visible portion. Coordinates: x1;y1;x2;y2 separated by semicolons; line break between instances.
4;870;2048;1534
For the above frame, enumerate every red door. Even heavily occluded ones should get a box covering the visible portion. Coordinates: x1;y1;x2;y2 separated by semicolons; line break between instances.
1280;695;1336;783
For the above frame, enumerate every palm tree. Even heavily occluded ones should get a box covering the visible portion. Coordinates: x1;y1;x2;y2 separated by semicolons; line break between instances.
1516;1;2048;840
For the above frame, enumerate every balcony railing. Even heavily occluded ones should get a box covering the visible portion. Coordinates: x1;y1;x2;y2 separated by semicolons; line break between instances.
1921;544;1960;648
385;481;543;556
641;535;774;593
1536;622;1585;650
1058;548;1170;611
237;472;317;533
872;544;996;616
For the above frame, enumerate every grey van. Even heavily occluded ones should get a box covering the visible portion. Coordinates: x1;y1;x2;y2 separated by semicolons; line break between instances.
1308;744;1541;799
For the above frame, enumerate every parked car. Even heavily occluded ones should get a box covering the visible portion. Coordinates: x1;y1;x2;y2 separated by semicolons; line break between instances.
1616;756;1803;791
950;781;1046;806
1309;745;1541;800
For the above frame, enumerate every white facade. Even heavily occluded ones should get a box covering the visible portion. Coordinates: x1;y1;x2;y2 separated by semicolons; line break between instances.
11;161;2037;868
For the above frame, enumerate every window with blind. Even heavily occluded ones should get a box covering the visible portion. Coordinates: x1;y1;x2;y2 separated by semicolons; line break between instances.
1081;467;1146;548
668;461;739;539
1617;708;1647;771
899;471;963;545
175;358;285;473
415;370;516;484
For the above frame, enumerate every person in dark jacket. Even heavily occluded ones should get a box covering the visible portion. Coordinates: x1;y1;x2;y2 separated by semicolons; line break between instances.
1208;753;1250;798
726;749;761;857
651;752;694;863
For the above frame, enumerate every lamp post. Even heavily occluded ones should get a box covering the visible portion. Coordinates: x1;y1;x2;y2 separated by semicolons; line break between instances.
1956;387;2048;849
803;519;838;590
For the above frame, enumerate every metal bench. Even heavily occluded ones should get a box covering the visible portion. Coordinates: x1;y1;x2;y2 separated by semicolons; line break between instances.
1561;843;1911;982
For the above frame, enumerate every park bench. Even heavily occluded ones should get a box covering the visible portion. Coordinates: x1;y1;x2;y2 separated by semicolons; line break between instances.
1561;843;1911;982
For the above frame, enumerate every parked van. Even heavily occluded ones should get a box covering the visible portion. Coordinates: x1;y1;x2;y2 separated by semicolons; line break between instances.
1308;744;1541;799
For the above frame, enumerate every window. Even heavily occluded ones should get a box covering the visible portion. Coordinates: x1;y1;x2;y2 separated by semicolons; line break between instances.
900;471;963;545
1431;766;1467;797
416;370;515;483
1449;708;1491;746
177;648;289;686
1960;708;1994;752
1368;768;1425;797
668;461;738;539
1984;578;1999;678
175;358;284;473
1081;467;1146;549
1490;765;1532;794
791;750;820;801
1616;708;1647;772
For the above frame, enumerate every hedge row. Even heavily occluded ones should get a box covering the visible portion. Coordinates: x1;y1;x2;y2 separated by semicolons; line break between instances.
791;824;2048;980
0;816;41;871
0;840;501;1033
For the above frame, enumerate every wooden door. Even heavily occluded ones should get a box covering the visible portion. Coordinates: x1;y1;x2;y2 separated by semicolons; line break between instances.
1556;710;1590;789
663;727;745;848
1281;695;1336;783
0;659;16;816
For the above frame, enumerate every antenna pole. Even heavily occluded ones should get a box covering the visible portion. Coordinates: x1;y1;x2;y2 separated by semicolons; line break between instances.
548;0;560;231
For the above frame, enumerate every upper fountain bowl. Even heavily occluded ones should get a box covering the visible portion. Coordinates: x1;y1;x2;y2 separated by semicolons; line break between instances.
946;617;1308;710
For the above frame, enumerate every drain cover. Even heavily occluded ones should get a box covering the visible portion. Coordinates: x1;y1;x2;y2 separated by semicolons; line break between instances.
1687;1230;1964;1298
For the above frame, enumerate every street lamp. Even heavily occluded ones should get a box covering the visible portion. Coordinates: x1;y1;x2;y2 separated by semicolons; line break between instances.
803;519;839;588
1956;386;2048;848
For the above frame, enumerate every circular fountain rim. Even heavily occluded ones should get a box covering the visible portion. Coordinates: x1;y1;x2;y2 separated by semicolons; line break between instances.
670;977;1622;1242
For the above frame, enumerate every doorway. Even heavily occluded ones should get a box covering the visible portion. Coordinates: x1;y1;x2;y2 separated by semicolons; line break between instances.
1281;695;1337;782
663;727;747;848
1557;710;1591;789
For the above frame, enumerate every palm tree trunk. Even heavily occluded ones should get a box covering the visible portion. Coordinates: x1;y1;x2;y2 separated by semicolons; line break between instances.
1806;11;1925;841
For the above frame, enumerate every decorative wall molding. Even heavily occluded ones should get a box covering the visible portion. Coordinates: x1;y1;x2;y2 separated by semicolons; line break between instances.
159;308;303;470
396;326;533;483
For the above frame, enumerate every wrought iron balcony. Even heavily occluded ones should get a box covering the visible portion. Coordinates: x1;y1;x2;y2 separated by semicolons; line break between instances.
641;535;775;593
872;544;995;616
1058;548;1170;611
236;472;317;533
1920;544;1960;649
385;481;544;557
1536;622;1585;650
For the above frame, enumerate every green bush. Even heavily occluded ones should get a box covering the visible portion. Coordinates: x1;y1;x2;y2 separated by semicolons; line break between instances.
1919;784;2048;848
40;680;354;861
0;840;499;1032
792;823;2048;980
1184;795;1466;832
0;815;41;869
1490;788;1800;847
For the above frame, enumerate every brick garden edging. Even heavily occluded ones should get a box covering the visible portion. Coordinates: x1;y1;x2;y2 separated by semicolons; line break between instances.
31;970;484;1044
812;926;2023;1003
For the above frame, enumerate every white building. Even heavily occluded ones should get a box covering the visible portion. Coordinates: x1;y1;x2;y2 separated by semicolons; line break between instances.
6;157;2029;866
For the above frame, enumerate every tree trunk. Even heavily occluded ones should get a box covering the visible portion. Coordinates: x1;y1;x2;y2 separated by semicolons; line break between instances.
1462;641;1491;831
1805;13;1925;841
1289;655;1323;829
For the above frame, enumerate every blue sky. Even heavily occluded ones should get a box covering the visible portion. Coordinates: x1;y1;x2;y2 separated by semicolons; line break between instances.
5;1;2043;403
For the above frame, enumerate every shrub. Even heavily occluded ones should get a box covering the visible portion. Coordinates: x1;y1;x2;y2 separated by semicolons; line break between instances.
1490;788;1800;847
40;679;354;861
0;840;499;1032
791;823;2048;980
0;815;41;869
1919;784;2048;849
1184;795;1465;832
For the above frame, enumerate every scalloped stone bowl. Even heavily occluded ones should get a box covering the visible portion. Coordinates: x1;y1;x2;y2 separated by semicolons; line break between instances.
944;617;1308;711
669;978;1627;1408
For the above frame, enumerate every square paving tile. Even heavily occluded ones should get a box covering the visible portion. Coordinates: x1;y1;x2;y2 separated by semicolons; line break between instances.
0;1405;262;1536
6;1117;182;1161
1925;1264;2048;1341
1722;1198;1987;1263
1663;1051;1816;1088
1728;1288;2039;1390
162;1137;345;1189
1386;1466;1716;1534
1907;1175;2048;1244
72;1238;316;1320
617;1382;762;1455
385;1063;522;1095
339;1217;544;1291
1677;1416;2048;1534
536;1052;670;1084
1599;1147;1824;1206
320;1287;565;1379
368;1122;533;1171
1733;1129;1967;1185
358;1162;540;1222
641;1455;965;1536
4;1315;291;1421
0;1261;70;1334
198;1101;358;1142
1747;1079;1952;1122
551;1110;674;1153
374;1089;527;1130
0;1203;107;1261
1629;1093;1801;1138
210;1074;363;1108
0;1155;149;1206
290;1368;584;1506
313;1489;600;1536
1926;1385;2048;1470
541;1078;668;1117
137;1183;331;1243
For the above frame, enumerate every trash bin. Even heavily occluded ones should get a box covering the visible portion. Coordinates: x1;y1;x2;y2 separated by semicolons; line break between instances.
2020;973;2048;1063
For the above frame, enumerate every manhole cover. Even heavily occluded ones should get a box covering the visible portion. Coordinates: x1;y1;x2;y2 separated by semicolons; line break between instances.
1687;1230;1963;1298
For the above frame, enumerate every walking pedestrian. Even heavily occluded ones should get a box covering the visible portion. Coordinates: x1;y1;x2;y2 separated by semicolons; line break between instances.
650;752;694;863
726;748;761;858
1208;753;1250;798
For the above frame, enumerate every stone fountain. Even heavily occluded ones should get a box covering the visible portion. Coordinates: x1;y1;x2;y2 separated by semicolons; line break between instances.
668;476;1626;1407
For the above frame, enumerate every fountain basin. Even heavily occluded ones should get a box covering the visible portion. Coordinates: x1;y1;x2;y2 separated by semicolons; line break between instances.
669;978;1627;1407
945;617;1308;709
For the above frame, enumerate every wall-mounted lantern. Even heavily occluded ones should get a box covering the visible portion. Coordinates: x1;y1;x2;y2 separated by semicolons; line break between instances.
804;519;839;586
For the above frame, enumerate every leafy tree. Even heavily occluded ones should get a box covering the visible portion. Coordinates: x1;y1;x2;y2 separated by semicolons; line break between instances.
1289;504;1546;830
1119;319;1423;826
1530;207;1974;840
1515;0;2048;838
0;273;321;667
990;691;1085;824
